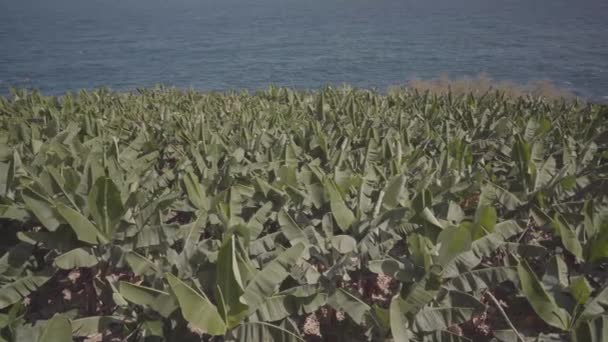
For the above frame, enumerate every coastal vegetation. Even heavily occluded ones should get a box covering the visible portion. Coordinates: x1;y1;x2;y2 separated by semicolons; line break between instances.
401;74;576;100
0;86;606;341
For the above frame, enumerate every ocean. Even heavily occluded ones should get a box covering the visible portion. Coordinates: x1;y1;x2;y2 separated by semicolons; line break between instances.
1;0;607;100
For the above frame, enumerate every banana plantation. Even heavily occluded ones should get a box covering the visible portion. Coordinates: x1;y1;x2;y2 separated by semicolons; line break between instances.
0;87;606;341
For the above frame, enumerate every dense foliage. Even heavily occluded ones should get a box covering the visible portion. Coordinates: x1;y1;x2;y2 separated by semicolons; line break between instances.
0;87;606;341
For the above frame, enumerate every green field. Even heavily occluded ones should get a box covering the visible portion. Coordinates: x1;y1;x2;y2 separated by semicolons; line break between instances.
0;87;606;341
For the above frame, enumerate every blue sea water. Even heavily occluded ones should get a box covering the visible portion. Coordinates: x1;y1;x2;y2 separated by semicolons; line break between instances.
1;0;607;100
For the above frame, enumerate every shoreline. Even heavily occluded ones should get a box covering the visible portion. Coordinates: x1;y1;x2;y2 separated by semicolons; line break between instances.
1;84;604;105
1;75;605;104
